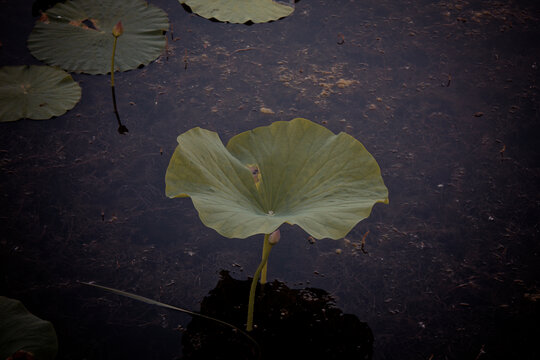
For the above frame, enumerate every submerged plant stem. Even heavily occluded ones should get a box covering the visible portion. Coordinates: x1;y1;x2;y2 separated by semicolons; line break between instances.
247;233;273;332
110;35;128;134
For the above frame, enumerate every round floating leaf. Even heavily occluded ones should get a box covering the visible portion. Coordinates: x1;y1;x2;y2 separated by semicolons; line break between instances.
180;0;294;24
165;118;389;239
28;0;169;74
0;65;81;122
0;296;58;360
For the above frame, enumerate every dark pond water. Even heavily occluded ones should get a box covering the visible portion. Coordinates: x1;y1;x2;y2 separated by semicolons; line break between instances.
1;0;539;359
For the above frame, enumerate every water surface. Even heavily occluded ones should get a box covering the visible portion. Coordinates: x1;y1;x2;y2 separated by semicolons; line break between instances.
1;0;539;359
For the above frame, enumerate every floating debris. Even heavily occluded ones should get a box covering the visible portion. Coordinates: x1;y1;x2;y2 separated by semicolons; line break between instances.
336;78;356;88
260;107;275;114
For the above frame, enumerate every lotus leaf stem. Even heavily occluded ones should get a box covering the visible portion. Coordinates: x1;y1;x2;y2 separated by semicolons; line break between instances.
260;233;272;284
111;35;118;88
247;233;273;331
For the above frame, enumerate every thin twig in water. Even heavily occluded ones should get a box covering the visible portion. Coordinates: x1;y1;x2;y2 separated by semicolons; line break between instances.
80;281;262;359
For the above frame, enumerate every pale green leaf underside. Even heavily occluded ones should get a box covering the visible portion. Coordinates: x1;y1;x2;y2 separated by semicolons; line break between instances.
166;118;388;240
0;65;81;122
28;0;169;74
180;0;294;24
0;296;58;360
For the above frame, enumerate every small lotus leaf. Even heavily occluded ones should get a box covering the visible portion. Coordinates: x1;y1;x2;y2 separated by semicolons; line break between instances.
0;296;58;360
165;118;388;239
0;65;81;122
180;0;294;24
28;0;169;74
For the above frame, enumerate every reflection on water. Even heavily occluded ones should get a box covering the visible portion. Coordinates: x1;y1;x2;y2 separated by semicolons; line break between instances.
111;85;129;135
1;0;539;359
182;270;373;360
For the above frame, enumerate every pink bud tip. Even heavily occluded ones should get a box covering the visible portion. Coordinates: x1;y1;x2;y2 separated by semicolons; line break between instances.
112;21;124;37
268;229;280;245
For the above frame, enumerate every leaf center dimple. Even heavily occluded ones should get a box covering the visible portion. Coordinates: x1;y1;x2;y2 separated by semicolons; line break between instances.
21;84;30;94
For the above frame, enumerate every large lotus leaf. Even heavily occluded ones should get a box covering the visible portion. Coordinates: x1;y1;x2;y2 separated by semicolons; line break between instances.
0;296;58;360
165;118;389;239
0;65;81;122
27;0;169;74
180;0;294;24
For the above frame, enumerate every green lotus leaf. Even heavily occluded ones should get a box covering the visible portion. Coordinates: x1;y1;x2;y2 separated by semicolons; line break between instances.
0;65;81;122
180;0;294;24
0;296;58;360
27;0;169;74
165;118;389;239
